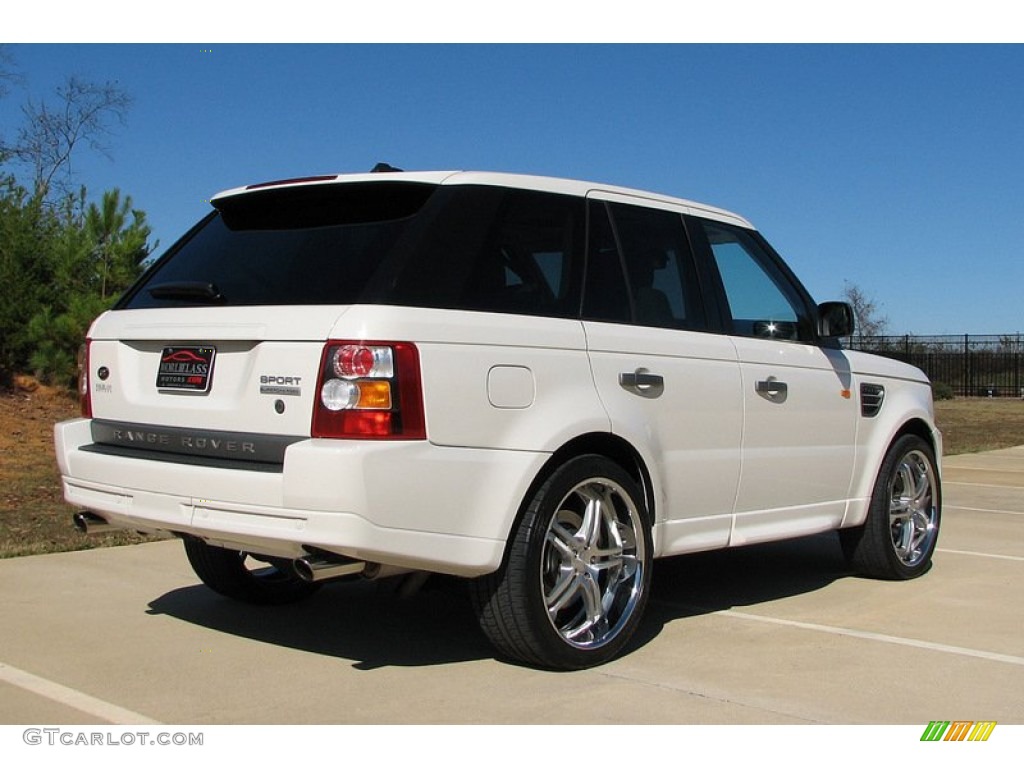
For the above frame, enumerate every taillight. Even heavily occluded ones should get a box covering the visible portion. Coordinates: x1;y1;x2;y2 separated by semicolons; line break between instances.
78;340;92;418
312;341;425;439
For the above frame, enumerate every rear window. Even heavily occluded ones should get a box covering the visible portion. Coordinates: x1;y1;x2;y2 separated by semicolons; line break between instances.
119;183;584;318
119;182;437;309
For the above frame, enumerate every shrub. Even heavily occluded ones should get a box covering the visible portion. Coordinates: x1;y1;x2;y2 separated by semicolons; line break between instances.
932;381;955;401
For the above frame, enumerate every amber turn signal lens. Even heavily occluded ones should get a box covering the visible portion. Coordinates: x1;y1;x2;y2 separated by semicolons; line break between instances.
356;381;393;409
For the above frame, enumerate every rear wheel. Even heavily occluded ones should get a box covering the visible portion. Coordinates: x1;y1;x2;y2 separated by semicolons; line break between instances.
183;537;321;605
841;434;941;580
471;455;652;670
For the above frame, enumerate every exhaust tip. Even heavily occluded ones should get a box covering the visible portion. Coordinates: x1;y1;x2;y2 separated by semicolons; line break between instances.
73;511;113;535
293;552;365;583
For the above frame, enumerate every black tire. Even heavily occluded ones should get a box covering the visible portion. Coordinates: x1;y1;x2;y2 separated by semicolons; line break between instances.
840;434;941;580
182;537;322;605
470;455;653;670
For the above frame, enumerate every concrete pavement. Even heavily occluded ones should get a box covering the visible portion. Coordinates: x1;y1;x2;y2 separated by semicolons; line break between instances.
1;447;1021;725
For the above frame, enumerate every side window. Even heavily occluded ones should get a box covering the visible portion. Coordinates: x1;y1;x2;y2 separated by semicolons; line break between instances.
582;200;706;330
701;220;810;341
610;202;705;330
461;189;584;318
385;186;584;318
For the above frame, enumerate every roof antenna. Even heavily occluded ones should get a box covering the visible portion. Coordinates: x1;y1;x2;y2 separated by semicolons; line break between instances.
371;162;403;173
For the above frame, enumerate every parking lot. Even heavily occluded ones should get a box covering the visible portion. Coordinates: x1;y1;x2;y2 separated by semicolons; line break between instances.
1;447;1021;726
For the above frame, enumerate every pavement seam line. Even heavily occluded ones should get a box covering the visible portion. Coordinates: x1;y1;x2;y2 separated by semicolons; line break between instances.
0;661;162;725
945;481;1024;489
709;611;1024;667
944;466;1024;474
936;547;1024;562
946;504;1024;516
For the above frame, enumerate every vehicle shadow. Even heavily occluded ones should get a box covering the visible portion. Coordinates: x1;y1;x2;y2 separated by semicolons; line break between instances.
147;575;494;670
632;531;852;650
146;532;853;670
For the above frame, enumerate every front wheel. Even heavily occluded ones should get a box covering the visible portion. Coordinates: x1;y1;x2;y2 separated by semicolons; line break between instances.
183;537;322;605
841;434;941;580
471;455;653;670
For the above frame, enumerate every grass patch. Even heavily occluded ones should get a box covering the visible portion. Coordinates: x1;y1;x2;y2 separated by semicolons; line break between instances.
934;397;1024;455
2;389;1022;559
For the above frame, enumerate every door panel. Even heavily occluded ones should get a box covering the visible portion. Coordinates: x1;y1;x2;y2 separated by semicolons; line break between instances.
583;194;742;555
692;217;858;543
730;337;857;543
586;323;742;554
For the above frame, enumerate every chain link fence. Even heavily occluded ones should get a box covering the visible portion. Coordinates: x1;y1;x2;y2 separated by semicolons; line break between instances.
846;334;1024;398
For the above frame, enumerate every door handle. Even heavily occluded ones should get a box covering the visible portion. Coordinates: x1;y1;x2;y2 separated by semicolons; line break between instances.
619;370;664;394
755;378;788;400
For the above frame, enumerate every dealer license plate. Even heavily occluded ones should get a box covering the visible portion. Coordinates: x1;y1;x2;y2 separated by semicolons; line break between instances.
156;346;217;392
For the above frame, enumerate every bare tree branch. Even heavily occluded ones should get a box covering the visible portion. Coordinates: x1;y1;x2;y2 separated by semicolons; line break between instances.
8;76;133;198
0;44;21;99
0;45;25;164
843;280;889;338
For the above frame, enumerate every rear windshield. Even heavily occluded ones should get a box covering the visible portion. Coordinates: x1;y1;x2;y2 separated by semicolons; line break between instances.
119;182;437;308
119;182;585;318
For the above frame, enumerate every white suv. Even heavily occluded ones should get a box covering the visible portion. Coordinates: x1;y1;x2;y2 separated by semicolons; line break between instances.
55;169;941;670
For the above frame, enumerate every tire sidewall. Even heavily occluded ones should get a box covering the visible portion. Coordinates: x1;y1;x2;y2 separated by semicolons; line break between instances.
514;455;653;669
869;435;941;579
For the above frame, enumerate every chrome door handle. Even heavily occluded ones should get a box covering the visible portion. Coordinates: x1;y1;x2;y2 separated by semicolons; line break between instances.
755;378;788;400
619;370;664;393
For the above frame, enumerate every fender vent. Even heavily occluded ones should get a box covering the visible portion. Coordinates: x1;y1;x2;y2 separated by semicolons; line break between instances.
861;383;885;418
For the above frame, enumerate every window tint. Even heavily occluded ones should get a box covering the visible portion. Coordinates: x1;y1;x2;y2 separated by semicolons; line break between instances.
701;220;809;341
121;184;584;318
379;187;584;317
582;201;630;323
455;189;583;317
120;183;437;309
583;200;705;330
610;202;704;330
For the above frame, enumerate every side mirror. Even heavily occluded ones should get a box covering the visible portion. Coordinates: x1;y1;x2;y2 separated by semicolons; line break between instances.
817;301;855;338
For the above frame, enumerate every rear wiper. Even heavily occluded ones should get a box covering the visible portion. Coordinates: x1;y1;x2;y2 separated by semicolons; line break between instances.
147;281;225;303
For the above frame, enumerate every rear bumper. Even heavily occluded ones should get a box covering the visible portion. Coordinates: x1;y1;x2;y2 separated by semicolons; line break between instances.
55;418;545;576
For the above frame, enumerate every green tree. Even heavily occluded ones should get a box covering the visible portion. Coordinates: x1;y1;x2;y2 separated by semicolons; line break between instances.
0;50;149;388
23;188;152;386
0;175;57;382
26;294;108;388
85;188;151;300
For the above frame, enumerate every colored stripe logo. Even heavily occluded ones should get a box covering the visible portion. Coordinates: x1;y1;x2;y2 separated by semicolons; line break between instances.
921;721;997;741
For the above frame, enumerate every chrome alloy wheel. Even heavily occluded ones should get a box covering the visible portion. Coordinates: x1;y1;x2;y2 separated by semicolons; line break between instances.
888;449;939;567
541;477;646;650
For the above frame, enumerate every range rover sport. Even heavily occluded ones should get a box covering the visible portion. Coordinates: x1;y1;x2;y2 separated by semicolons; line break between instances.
55;168;942;670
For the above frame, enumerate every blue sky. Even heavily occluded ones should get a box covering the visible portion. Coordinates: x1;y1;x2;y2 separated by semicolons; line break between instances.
2;42;1023;335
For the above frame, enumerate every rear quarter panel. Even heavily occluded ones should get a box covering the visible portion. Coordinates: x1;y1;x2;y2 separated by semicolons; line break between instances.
327;306;610;452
